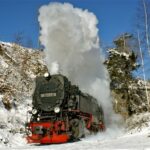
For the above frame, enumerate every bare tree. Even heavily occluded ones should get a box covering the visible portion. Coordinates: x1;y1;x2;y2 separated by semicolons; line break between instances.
25;37;33;48
143;0;150;55
137;30;149;108
13;31;24;45
135;0;150;79
136;0;150;54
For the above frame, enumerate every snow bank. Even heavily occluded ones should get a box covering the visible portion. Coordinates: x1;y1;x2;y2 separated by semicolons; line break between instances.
0;94;29;147
126;112;150;134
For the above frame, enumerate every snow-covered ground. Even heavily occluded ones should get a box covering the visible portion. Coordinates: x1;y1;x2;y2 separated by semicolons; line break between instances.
1;92;150;150
1;128;150;150
0;109;150;150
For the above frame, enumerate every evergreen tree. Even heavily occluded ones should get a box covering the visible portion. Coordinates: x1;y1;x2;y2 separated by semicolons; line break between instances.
106;33;138;90
105;33;147;118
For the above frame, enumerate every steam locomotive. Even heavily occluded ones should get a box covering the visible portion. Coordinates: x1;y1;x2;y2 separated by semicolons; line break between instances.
26;73;105;144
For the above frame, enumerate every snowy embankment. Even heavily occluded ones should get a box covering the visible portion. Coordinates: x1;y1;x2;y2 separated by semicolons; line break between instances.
0;94;28;147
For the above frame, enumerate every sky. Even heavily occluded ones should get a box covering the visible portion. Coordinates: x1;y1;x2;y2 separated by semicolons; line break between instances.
0;0;138;48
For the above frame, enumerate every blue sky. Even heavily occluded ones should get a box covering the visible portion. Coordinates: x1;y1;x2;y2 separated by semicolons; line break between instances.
0;0;138;48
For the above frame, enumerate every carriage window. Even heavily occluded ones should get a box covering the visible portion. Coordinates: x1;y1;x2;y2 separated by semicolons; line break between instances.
40;93;56;97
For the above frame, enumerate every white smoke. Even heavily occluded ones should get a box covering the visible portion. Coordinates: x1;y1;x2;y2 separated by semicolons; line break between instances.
50;61;59;75
38;2;121;127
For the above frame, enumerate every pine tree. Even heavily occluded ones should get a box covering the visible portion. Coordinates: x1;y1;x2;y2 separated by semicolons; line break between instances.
105;33;147;118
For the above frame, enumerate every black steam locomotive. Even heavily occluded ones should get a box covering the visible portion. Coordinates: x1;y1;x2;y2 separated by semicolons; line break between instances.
26;73;105;144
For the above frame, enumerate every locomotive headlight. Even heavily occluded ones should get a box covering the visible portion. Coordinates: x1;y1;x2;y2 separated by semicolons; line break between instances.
54;107;60;113
44;72;49;78
32;109;37;114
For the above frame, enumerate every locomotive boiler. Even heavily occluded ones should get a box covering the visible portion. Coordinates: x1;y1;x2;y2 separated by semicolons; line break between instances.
26;73;105;144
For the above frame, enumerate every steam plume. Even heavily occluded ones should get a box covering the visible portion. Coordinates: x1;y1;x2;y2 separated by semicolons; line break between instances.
38;2;120;126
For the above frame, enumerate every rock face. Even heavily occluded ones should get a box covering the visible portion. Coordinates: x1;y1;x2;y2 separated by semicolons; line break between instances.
0;42;47;146
0;42;48;108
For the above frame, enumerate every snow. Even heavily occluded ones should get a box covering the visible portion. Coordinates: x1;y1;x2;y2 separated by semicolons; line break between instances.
108;48;130;59
1;129;150;149
0;58;9;68
0;93;33;148
0;41;12;47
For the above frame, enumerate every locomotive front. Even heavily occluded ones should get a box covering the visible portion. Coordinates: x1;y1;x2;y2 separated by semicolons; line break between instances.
32;73;66;114
26;73;71;144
